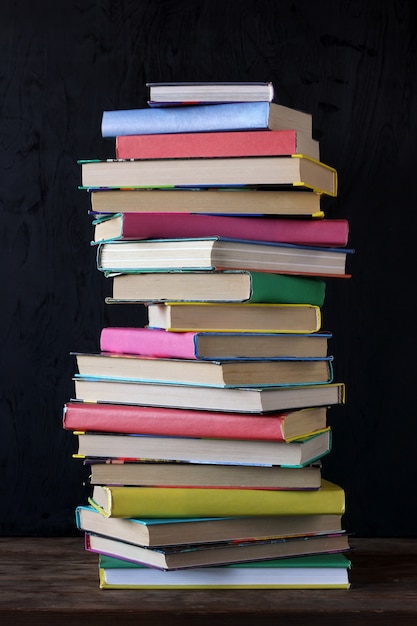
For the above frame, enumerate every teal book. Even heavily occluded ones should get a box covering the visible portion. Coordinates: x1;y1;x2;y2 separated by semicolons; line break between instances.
98;552;351;588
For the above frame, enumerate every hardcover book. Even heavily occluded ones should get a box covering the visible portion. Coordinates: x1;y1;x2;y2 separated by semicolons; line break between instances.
88;187;324;217
88;478;345;518
115;128;320;161
96;237;352;277
75;429;332;467
101;101;313;137
64;401;329;443
73;352;334;388
80;155;337;196
92;212;348;247
98;552;351;589
72;378;346;413
146;81;275;104
99;327;332;360
86;530;349;571
76;505;342;546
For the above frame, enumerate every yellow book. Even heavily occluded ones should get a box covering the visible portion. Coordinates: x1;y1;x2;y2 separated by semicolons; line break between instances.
89;479;345;519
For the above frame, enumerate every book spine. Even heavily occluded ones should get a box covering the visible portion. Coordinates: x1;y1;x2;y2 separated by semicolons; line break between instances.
100;327;198;359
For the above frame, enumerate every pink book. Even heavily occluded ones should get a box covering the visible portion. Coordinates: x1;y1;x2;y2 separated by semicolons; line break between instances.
63;401;327;442
115;129;320;160
93;212;349;247
99;327;332;361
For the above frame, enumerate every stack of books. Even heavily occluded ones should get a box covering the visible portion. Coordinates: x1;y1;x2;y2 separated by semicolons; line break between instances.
63;81;352;589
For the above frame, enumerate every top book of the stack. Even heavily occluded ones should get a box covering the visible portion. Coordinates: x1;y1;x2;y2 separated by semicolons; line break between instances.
146;81;275;105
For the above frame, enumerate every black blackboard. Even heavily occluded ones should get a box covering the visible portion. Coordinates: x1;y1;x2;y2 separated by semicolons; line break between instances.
1;0;416;537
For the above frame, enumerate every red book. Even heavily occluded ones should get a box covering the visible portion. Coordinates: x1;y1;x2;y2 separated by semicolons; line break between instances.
115;129;320;161
63;402;328;442
93;212;349;247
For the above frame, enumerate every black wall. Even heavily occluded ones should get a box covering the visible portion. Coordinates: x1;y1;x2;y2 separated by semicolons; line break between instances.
1;0;416;536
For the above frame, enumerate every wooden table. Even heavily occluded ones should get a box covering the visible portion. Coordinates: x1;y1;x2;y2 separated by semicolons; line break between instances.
0;537;416;625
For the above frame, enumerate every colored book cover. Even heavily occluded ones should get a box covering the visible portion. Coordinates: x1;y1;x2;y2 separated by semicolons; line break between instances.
92;212;349;247
98;327;332;360
101;101;312;137
63;401;328;442
88;478;345;518
115;129;320;161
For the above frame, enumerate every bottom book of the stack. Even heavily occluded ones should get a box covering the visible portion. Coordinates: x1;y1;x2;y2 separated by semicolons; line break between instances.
98;552;351;589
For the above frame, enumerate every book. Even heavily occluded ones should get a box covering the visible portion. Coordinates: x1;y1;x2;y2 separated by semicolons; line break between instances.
75;429;332;467
80;155;337;196
146;81;275;105
96;238;351;277
72;379;346;413
85;460;322;490
74;352;334;388
86;530;350;571
98;552;351;589
98;327;331;360
63;402;329;443
89;478;345;518
77;505;342;546
106;271;327;305
146;303;322;333
88;188;324;217
101;101;313;138
115;129;320;161
92;212;349;247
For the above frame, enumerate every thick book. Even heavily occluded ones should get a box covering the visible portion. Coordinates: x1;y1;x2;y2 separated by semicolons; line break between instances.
98;552;351;589
76;505;341;546
146;303;322;333
64;402;328;443
115;129;320;161
80;155;337;196
89;478;345;518
99;327;332;360
92;212;349;247
106;271;327;306
88;188;324;217
146;81;275;105
72;379;346;413
101;101;313;137
74;352;334;388
86;530;350;571
85;460;322;490
75;429;331;467
96;238;352;277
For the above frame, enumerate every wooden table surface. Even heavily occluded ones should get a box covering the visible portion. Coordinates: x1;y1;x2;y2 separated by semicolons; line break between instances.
0;537;416;625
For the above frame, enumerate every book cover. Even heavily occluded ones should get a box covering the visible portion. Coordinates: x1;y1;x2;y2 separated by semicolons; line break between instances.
115;129;320;161
75;429;332;467
98;552;351;589
73;352;334;388
106;271;327;306
86;460;322;490
99;327;332;360
80;155;337;196
146;302;322;333
86;530;350;570
101;101;312;137
92;212;349;247
146;81;275;104
96;237;352;277
64;401;328;442
76;505;342;546
72;379;346;413
88;187;324;216
88;478;345;518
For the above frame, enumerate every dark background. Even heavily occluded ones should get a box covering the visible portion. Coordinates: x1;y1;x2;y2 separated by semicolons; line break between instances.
1;0;416;537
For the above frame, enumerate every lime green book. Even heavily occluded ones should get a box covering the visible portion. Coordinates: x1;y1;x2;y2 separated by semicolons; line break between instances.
89;478;345;519
98;552;351;589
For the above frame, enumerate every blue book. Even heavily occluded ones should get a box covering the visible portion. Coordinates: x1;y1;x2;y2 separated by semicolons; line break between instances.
101;101;312;138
